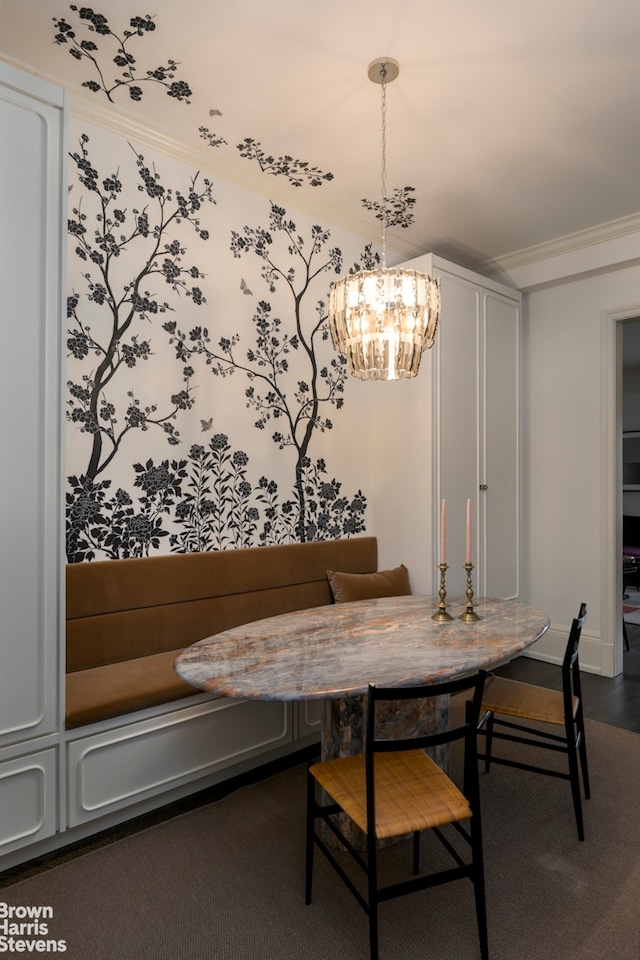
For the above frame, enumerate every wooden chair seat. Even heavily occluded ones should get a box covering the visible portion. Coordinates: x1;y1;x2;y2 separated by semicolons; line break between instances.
310;748;472;839
481;674;578;726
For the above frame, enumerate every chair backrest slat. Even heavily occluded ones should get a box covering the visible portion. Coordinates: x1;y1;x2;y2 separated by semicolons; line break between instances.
562;602;587;670
562;602;587;714
364;671;487;837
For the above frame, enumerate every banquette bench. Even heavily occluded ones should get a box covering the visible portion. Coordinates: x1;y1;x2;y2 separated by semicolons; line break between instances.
0;538;394;871
66;536;379;730
61;537;384;838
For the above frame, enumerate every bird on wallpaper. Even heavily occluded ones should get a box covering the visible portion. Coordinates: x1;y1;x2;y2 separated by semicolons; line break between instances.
240;278;252;295
209;108;223;116
200;418;213;432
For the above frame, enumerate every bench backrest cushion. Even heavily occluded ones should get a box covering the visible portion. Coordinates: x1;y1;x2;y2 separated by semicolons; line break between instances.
66;537;378;672
326;564;411;603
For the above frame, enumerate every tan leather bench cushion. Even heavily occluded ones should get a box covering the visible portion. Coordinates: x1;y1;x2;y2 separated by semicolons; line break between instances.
65;537;378;729
65;649;195;729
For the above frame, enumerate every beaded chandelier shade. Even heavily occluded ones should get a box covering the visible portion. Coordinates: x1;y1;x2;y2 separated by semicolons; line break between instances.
328;58;440;381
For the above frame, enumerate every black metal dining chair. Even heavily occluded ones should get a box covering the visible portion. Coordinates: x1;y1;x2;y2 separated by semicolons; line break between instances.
305;672;489;960
477;602;589;840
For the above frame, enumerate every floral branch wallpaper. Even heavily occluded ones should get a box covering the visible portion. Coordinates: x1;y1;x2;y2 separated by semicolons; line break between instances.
60;5;381;561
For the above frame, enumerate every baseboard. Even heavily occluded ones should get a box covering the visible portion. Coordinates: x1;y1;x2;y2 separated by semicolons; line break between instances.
523;625;609;676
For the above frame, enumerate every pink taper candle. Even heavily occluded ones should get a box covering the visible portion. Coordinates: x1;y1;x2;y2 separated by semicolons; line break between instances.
466;498;472;564
440;499;446;565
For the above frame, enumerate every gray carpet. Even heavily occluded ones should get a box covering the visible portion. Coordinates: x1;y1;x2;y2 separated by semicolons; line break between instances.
1;714;639;960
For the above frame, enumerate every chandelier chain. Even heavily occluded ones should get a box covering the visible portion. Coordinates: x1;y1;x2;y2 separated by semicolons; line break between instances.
380;63;388;269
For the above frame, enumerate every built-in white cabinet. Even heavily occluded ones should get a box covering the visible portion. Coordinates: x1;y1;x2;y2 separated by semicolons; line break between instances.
432;255;520;599
379;253;521;600
0;63;66;852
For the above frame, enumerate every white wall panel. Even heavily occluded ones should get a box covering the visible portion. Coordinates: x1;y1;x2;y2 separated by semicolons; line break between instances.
0;65;64;745
67;698;292;826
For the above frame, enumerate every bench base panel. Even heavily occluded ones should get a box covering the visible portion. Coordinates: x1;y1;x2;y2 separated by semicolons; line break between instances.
66;695;296;827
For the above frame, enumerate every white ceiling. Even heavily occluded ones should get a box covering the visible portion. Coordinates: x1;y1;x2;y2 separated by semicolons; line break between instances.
2;0;640;271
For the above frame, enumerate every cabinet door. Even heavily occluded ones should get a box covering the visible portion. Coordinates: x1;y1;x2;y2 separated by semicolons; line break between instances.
436;271;481;597
0;66;64;745
0;749;57;856
434;262;520;600
481;293;520;599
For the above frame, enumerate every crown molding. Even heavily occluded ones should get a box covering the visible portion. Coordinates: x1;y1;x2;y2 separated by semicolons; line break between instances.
477;212;640;277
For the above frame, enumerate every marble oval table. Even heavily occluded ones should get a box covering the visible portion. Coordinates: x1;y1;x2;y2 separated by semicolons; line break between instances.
175;594;550;764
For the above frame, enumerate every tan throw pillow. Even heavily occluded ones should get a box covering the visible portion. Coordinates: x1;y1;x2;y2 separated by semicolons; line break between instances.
326;564;411;603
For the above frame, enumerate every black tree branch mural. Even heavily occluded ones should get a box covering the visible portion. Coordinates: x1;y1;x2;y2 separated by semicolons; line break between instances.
66;134;214;561
67;134;213;479
53;5;192;103
164;202;369;542
236;139;334;189
65;134;368;560
361;185;417;229
58;6;369;561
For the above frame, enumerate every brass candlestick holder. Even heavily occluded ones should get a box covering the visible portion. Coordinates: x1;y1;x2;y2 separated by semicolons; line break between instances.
459;562;481;621
432;563;453;621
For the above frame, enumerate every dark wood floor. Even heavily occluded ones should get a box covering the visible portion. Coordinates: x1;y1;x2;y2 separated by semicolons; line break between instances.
495;620;640;734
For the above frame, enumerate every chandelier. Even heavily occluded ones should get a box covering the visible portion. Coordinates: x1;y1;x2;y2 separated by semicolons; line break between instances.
328;58;440;381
